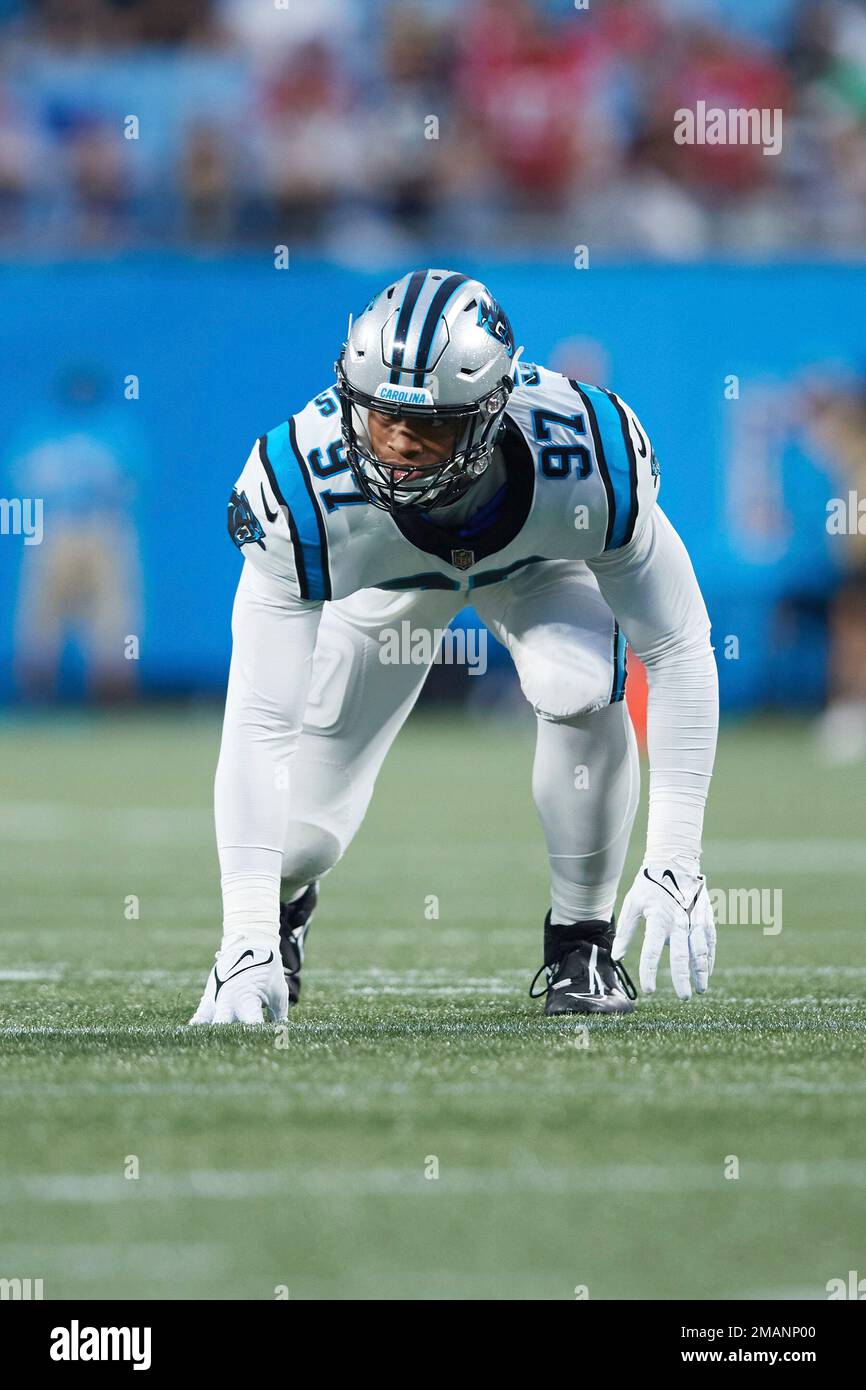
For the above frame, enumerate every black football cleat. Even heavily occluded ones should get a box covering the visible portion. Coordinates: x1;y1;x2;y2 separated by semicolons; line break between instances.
529;913;637;1016
279;881;319;1005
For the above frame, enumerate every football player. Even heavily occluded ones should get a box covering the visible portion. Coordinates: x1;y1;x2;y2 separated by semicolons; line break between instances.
191;269;718;1024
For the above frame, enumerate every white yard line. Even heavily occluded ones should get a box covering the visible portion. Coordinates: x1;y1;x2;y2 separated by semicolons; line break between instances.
0;1159;862;1205
0;1025;194;1037
744;1286;829;1301
0;803;210;845
1;802;865;872
2;964;866;994
0;970;62;981
704;839;866;873
0;1241;226;1274
0;1076;863;1101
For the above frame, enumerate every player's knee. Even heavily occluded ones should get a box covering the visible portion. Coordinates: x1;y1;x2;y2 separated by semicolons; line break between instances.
535;701;599;725
281;822;341;895
521;660;605;723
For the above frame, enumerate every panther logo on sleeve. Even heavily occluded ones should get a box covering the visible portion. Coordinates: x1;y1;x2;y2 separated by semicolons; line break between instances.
227;488;266;551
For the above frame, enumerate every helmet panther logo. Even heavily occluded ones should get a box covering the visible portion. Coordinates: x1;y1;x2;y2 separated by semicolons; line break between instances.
476;296;515;355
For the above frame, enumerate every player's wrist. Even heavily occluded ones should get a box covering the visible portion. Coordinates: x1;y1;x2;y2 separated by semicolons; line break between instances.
220;871;281;948
641;850;701;878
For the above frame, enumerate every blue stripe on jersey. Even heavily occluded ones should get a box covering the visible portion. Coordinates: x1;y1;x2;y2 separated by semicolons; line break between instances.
610;622;628;704
601;387;640;549
374;572;461;592
262;420;331;601
572;381;638;551
469;555;546;589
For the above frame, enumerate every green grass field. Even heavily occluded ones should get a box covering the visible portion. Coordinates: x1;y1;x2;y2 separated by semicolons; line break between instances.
0;710;864;1301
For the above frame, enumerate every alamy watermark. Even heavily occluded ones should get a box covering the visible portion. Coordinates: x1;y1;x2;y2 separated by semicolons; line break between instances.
674;101;782;157
709;887;782;936
826;491;866;535
0;497;43;545
50;1321;151;1370
0;1276;44;1299
826;1270;866;1299
379;621;487;676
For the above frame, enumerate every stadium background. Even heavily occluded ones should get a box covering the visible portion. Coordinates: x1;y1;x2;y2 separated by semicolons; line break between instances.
0;0;863;715
1;0;866;1306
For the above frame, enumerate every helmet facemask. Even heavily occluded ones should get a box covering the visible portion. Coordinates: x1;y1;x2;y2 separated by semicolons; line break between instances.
336;362;514;514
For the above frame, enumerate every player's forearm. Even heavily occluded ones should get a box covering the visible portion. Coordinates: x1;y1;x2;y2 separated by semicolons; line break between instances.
588;507;719;871
215;563;322;944
642;637;718;869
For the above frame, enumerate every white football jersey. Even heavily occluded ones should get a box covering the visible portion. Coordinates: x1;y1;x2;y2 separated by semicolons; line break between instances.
227;363;660;602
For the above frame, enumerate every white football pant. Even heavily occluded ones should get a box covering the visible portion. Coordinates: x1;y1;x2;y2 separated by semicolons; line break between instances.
278;560;639;924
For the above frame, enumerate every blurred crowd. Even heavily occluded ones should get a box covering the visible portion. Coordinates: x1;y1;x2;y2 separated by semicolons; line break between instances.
0;0;864;258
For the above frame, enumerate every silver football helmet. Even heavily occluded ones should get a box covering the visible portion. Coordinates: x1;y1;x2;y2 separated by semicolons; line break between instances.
335;268;521;512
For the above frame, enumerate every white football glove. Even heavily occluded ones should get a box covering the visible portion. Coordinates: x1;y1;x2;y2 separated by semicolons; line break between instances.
189;941;288;1025
612;865;716;1000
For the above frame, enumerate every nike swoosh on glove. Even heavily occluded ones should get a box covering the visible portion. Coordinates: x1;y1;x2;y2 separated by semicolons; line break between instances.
612;866;716;1000
190;942;289;1025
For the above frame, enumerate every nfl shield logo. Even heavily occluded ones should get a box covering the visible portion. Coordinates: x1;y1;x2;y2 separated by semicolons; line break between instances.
451;548;475;571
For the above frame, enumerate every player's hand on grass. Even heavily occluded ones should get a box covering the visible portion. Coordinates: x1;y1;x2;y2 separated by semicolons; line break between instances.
189;941;288;1025
613;865;716;1001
